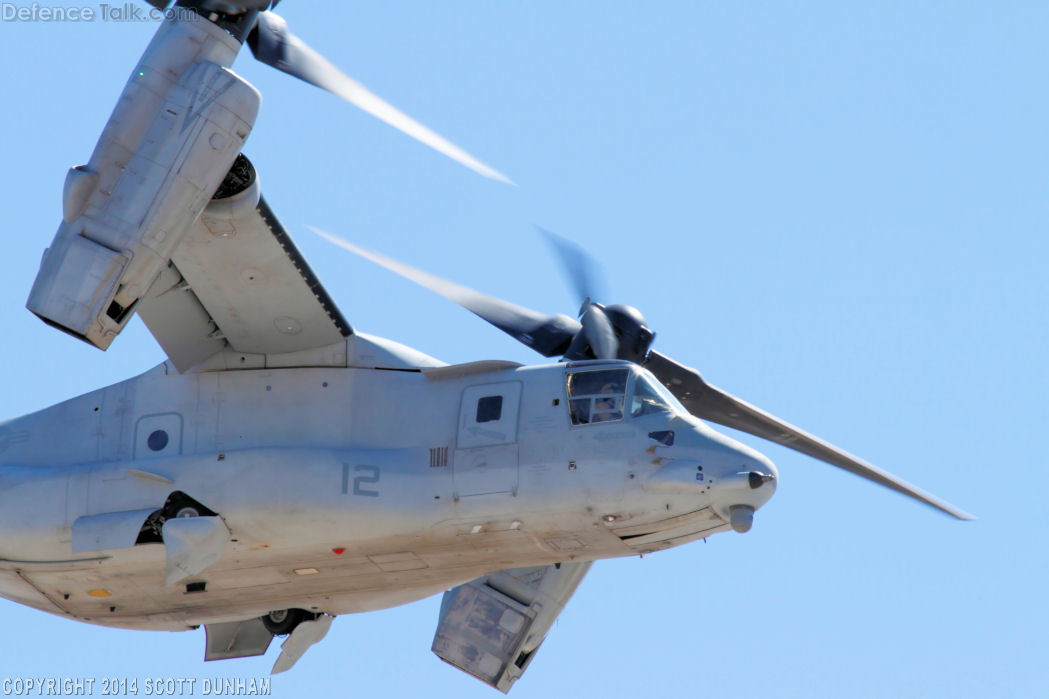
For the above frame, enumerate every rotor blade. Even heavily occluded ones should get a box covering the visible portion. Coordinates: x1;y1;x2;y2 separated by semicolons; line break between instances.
310;227;579;356
248;13;512;184
644;350;974;520
580;304;618;359
537;227;606;310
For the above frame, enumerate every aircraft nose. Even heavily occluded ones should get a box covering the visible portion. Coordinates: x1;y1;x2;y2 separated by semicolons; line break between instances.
643;439;778;534
747;451;778;490
708;449;778;533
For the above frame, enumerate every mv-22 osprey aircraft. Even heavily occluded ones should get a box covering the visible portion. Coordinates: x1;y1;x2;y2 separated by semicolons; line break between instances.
2;0;971;691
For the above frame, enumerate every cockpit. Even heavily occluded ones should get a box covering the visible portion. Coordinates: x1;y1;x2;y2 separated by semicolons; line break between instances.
565;364;681;425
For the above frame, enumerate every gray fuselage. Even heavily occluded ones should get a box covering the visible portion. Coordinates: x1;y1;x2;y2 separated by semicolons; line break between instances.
0;354;775;631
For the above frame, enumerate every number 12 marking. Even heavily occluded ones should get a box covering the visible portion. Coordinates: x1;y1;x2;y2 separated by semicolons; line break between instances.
342;464;380;497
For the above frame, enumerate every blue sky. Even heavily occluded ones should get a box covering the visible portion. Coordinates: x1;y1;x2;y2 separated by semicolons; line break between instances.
1;2;1046;697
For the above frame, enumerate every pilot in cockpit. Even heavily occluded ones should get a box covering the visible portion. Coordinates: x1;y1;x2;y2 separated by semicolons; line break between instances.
567;368;629;425
591;383;620;422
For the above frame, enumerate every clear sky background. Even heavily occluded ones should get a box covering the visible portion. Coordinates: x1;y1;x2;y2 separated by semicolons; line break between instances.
1;2;1046;697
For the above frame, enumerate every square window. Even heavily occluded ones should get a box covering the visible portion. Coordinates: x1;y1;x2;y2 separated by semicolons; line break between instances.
569;398;591;425
476;395;503;423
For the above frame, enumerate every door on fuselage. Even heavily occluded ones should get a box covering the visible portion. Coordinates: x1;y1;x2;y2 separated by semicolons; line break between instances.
454;382;522;497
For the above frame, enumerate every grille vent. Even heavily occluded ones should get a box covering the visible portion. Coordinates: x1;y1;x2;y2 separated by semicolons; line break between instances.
429;446;449;468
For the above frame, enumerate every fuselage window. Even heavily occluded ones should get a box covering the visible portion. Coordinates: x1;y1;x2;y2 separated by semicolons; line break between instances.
476;395;504;423
566;368;629;425
631;374;675;417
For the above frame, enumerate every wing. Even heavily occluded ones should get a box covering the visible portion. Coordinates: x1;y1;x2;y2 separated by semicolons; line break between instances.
30;149;352;373
137;171;351;371
432;561;592;693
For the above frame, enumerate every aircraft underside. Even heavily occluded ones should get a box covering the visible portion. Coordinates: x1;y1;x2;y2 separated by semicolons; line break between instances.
1;503;728;631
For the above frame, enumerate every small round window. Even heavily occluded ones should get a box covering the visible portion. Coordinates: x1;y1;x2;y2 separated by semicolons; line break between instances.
147;429;169;452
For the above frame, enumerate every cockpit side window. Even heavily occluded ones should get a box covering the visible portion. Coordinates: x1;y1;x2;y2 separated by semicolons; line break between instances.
566;368;629;425
631;374;675;417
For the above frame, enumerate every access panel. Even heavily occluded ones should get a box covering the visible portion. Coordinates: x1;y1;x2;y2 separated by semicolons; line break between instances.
454;382;521;497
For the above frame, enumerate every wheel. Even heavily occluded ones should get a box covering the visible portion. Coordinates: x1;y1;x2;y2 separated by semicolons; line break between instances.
262;608;304;635
175;506;200;518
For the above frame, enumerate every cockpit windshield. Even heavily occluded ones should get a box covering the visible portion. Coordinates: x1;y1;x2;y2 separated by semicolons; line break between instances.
630;374;676;417
566;368;629;425
565;367;682;426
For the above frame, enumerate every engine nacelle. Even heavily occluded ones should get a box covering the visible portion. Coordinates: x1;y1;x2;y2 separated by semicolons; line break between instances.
432;562;592;693
27;13;260;350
